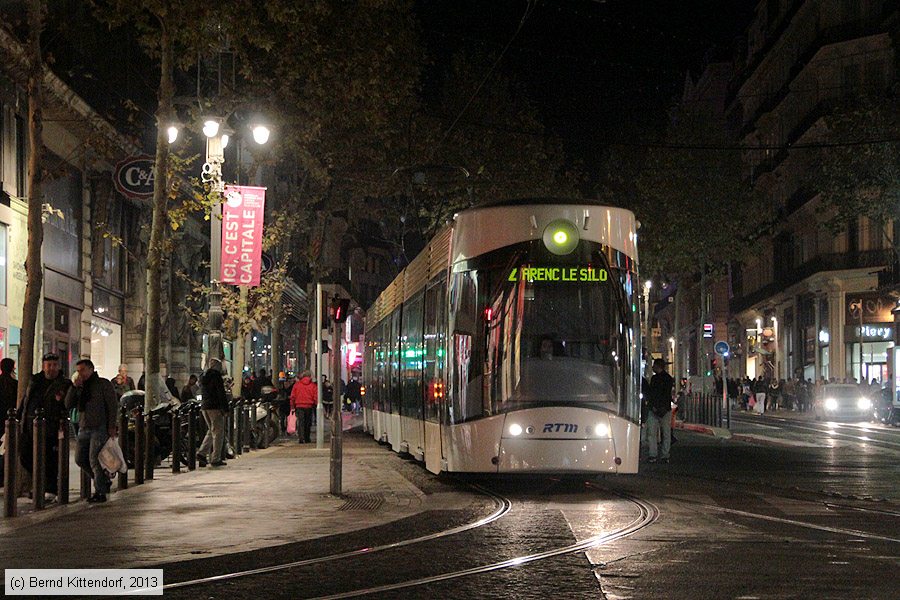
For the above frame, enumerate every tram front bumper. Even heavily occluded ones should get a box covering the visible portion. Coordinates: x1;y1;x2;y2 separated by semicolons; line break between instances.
497;438;620;473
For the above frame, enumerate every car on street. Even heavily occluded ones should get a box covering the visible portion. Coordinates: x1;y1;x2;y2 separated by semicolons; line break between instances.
814;383;874;421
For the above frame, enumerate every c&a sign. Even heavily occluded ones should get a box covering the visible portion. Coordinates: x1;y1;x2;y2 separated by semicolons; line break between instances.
220;185;266;287
113;155;155;200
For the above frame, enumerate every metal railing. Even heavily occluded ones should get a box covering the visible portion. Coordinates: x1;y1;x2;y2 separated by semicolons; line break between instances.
680;392;728;429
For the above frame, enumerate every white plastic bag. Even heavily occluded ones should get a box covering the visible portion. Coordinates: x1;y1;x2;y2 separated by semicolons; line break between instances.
98;436;128;475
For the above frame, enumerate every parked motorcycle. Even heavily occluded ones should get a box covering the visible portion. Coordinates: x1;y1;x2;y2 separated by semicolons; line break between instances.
250;386;282;449
120;390;198;467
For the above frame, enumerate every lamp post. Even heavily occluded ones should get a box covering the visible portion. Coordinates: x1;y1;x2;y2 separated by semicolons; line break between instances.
643;280;652;357
202;119;227;365
170;117;271;370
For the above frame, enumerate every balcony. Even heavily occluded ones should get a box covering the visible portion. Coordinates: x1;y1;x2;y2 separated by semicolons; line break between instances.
731;249;894;313
738;17;892;137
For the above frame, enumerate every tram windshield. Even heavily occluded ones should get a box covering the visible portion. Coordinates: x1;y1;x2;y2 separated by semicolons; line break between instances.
449;240;640;424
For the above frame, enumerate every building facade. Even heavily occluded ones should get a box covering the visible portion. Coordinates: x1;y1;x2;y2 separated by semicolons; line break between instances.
727;0;898;386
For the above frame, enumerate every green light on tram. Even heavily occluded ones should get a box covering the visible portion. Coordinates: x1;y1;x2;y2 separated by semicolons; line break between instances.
542;219;579;255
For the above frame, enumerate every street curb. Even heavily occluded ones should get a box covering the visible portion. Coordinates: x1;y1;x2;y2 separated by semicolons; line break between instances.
674;420;732;439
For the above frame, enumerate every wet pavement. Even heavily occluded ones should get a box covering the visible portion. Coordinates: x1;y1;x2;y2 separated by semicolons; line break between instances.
0;412;897;599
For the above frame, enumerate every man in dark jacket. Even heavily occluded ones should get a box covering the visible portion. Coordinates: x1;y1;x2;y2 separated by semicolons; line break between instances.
198;359;228;467
0;358;17;484
65;359;117;503
646;358;674;463
19;353;72;497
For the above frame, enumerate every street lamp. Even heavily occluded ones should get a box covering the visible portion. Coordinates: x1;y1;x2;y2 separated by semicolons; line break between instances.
199;116;270;367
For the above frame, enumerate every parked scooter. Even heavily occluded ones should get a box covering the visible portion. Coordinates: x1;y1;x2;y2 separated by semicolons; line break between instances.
120;390;197;467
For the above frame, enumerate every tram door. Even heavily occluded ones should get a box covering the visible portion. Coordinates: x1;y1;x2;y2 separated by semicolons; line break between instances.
423;282;446;473
400;295;426;458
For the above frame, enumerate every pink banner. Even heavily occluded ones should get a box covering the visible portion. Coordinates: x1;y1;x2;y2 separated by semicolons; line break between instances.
221;185;266;286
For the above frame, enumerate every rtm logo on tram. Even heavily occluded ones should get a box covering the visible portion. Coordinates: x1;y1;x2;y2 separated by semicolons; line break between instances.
544;423;578;433
508;266;608;282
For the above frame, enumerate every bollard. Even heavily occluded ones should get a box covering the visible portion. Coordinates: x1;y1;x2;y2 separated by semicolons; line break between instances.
235;401;243;456
243;401;253;452
228;401;237;454
171;408;181;474
32;408;46;510
57;417;70;505
144;412;154;481
118;406;128;490
187;404;197;471
80;466;91;500
134;407;145;485
4;408;18;517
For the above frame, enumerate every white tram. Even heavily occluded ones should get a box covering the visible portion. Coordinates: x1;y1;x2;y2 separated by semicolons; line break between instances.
362;199;642;474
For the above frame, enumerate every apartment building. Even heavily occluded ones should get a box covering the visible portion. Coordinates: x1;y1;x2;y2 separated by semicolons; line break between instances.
726;0;898;384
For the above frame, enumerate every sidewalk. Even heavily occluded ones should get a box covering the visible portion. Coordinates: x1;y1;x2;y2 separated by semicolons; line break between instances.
0;420;482;569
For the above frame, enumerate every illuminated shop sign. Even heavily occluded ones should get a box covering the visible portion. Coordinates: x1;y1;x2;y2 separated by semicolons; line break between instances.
507;266;608;282
844;323;894;342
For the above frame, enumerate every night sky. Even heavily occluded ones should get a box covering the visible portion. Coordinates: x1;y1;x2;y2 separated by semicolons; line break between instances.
417;0;755;167
33;0;756;174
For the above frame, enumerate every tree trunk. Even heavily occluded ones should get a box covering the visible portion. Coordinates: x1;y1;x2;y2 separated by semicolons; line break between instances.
144;23;173;411
16;0;45;407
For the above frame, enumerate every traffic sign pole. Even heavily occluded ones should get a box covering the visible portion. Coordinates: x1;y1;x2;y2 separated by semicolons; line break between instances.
715;341;731;429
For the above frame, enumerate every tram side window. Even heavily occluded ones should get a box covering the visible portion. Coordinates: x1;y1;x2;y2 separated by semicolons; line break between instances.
389;308;402;414
401;294;425;420
376;320;389;412
363;338;374;410
449;271;484;424
424;280;447;423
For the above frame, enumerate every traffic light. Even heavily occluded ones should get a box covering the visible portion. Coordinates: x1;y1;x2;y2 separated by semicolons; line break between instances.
331;297;351;323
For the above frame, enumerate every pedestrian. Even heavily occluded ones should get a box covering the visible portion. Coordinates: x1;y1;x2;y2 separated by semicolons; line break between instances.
137;372;145;391
322;375;334;417
112;364;135;399
645;358;674;463
345;376;362;413
180;374;198;402
290;371;317;443
19;353;72;499
767;378;781;411
198;358;228;467
0;358;17;485
64;359;117;503
165;376;179;400
252;369;268;400
753;376;767;414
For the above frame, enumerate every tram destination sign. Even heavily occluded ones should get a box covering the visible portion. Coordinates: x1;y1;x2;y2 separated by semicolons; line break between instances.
508;266;608;282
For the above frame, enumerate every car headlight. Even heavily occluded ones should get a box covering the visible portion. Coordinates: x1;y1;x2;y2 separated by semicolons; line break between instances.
824;398;838;411
857;397;872;410
593;422;609;437
508;423;523;436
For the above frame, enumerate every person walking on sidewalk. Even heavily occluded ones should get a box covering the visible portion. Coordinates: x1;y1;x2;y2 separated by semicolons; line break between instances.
65;359;118;504
646;358;674;464
198;359;228;467
290;371;317;443
0;358;17;485
20;353;72;499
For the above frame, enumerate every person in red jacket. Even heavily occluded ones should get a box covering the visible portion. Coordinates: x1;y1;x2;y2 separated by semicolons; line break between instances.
290;371;318;443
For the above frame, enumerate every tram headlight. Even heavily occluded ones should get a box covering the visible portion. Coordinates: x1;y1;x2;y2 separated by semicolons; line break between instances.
542;219;579;255
824;398;838;411
857;397;872;410
593;422;609;437
508;423;523;437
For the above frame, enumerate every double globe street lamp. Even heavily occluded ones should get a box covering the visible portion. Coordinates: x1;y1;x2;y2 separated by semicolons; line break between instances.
167;116;271;365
